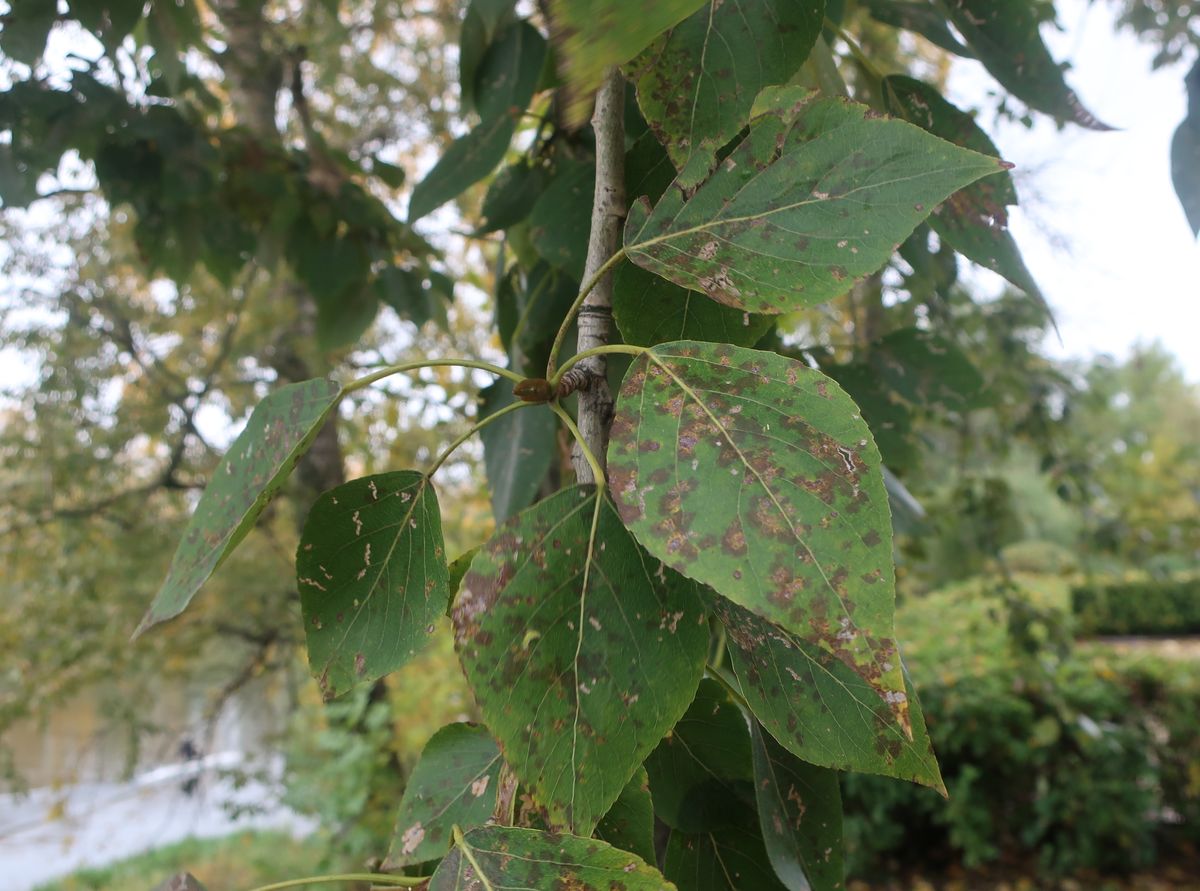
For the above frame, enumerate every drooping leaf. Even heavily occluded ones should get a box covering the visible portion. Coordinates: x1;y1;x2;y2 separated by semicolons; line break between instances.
137;379;341;635
478;381;557;521
1172;58;1200;237
374;266;447;330
944;0;1112;130
607;341;908;731
612;262;773;348
868;327;986;412
663;814;789;891
529;159;595;279
429;826;673;889
630;0;824;187
385;723;503;867
861;0;973;57
460;0;519;115
881;75;1045;303
714;596;943;792
478;158;550;233
624;91;1006;314
452;485;708;835
315;285;379;351
645;677;755;832
594;766;656;863
547;0;707;125
409;22;546;222
750;721;843;891
297;471;448;698
499;261;580;372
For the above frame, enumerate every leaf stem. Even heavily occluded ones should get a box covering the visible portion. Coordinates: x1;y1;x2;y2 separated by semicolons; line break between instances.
453;825;497;891
549;344;646;390
240;873;425;891
426;399;535;477
343;359;524;395
706;663;752;712
549;402;606;494
544;247;628;380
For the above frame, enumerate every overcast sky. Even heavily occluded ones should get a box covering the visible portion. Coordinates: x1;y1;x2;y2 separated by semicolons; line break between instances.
948;0;1200;380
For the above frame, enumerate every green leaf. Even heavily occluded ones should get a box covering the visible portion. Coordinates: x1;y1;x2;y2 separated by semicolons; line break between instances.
297;471;449;698
478;159;550;233
750;721;843;891
630;0;824;187
819;361;918;473
624;92;1006;314
500;261;580;372
459;0;518;115
612;262;772;348
478;381;557;521
714;596;943;792
595;766;656;863
429;826;673;889
409;21;546;222
868;327;986;412
944;0;1112;130
861;0;974;57
315;285;378;352
1;0;57;64
645;678;754;832
547;0;707;125
881;75;1045;303
626;129;679;205
663;815;788;891
385;723;503;867
371;158;407;189
374;266;445;330
71;0;145;49
1172;61;1200;237
137;379;341;635
452;485;708;835
529;159;594;279
607;341;909;732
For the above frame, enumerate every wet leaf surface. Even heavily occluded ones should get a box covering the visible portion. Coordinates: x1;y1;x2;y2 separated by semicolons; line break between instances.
298;471;448;698
452;486;708;834
430;825;674;889
138;378;341;634
715;596;943;792
608;341;908;730
630;0;823;187
624;91;1004;314
386;722;503;867
751;720;843;891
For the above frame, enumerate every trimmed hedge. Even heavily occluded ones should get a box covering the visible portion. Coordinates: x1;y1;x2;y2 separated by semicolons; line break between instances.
1073;577;1200;636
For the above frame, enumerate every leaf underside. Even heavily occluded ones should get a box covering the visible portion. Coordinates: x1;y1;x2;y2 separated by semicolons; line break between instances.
607;341;910;732
452;485;707;835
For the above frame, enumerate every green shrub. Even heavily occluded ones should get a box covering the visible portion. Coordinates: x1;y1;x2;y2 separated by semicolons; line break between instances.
843;579;1200;879
1073;577;1200;636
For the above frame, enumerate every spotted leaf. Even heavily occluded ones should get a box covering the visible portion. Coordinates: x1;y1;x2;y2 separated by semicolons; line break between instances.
716;596;943;792
298;471;448;699
607;341;909;732
629;0;824;187
750;721;843;891
385;723;503;867
623;91;1006;314
452;485;707;835
429;825;673;889
137;378;341;635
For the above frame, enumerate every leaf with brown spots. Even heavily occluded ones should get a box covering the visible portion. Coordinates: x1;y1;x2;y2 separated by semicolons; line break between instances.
607;341;910;732
137;378;341;636
623;89;1007;314
547;0;706;126
716;596;943;792
750;720;843;891
881;75;1046;307
385;722;503;868
628;0;824;188
452;485;707;836
430;825;674;889
298;471;448;699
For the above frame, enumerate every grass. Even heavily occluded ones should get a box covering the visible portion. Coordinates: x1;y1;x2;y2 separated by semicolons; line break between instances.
34;830;331;891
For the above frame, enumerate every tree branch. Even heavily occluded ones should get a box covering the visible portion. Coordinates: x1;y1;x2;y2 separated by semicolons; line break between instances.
571;68;626;485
